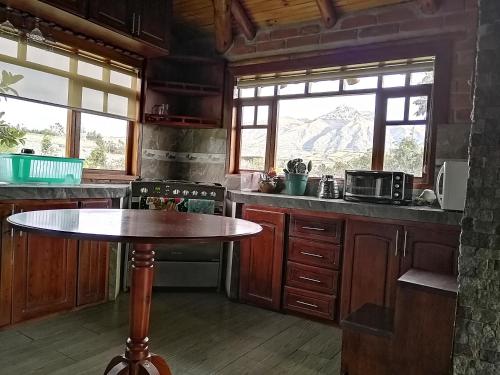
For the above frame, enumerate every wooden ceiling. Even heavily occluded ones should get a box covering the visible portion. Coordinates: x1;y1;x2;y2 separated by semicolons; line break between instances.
173;0;411;32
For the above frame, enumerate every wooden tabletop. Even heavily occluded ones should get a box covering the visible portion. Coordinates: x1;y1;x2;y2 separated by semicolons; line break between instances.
7;209;262;243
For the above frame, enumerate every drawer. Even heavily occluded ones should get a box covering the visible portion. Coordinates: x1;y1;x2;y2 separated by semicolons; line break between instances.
290;215;343;243
288;237;340;269
284;286;336;320
286;261;339;295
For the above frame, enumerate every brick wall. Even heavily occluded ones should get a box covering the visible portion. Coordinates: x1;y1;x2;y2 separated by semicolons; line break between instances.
227;0;478;125
453;0;500;373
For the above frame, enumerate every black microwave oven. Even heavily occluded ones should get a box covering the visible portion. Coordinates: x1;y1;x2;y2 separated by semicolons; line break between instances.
344;170;414;205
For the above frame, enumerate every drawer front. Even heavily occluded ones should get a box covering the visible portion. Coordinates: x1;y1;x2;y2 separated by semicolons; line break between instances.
286;261;339;294
288;237;340;269
290;215;343;243
284;286;335;320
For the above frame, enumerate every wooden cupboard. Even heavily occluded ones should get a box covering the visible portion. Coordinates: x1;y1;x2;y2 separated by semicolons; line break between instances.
40;0;88;16
134;0;171;48
0;204;14;327
88;0;132;35
240;206;286;311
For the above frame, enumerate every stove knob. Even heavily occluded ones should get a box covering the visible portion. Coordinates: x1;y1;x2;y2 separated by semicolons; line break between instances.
394;192;400;198
395;175;401;181
183;190;190;196
191;190;199;196
173;189;180;195
210;192;217;197
140;187;148;194
201;191;208;197
394;184;400;189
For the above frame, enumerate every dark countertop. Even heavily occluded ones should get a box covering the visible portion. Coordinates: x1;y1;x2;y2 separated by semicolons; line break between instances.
227;190;463;226
0;183;129;201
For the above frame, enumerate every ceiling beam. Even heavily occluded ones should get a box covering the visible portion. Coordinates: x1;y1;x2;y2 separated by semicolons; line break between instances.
418;0;440;15
315;0;337;28
231;0;256;41
213;0;233;53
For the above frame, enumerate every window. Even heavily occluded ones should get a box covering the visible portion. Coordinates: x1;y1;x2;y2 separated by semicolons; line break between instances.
233;59;436;186
0;35;140;178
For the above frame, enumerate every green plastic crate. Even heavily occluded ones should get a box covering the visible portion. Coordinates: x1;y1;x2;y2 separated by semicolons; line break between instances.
0;154;84;184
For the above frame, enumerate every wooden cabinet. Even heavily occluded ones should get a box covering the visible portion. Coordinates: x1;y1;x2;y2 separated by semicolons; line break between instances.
240;207;285;311
340;219;401;320
12;201;79;324
0;204;14;327
77;200;111;306
88;0;132;35
40;0;88;16
135;0;171;49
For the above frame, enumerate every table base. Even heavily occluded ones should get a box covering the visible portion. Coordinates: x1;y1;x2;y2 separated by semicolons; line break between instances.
104;354;171;375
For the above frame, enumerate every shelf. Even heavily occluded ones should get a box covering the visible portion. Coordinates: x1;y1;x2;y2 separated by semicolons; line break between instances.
148;81;222;96
144;114;220;129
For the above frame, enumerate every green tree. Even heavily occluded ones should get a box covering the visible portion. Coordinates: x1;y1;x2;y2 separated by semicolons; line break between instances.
50;122;65;136
41;134;54;155
85;137;107;169
385;132;423;176
0;70;25;150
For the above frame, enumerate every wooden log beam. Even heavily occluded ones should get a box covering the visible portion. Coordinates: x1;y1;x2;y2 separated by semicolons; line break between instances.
315;0;337;28
418;0;440;15
213;0;233;53
231;0;256;41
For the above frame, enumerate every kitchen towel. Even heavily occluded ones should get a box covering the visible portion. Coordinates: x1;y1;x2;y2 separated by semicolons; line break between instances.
187;199;215;214
144;197;188;212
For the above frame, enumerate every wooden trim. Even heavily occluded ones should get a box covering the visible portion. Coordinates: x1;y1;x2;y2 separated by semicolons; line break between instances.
231;0;256;41
213;0;233;53
315;0;337;28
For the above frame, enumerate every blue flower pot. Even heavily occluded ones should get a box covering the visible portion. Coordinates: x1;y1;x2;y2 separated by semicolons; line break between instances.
285;173;308;196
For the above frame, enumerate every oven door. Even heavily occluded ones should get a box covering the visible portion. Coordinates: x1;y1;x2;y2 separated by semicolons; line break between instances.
345;172;393;200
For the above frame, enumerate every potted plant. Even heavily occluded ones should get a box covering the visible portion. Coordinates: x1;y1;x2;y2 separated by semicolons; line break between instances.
259;167;278;193
283;158;312;196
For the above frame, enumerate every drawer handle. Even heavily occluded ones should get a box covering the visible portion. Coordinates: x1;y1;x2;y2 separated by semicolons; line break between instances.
300;251;323;258
301;226;325;231
295;300;318;308
299;276;322;283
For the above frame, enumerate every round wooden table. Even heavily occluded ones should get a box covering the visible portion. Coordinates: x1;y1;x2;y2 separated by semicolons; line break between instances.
7;209;262;375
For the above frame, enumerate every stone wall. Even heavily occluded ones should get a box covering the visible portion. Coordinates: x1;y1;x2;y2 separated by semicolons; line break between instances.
453;0;500;373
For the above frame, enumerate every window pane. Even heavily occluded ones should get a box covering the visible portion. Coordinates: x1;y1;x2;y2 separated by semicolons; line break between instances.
239;87;255;98
78;60;103;80
110;70;133;88
241;106;254;126
410;71;434;85
278;82;305;95
82;87;104;112
240;128;267;170
0;36;18;57
276;94;375;177
258;85;275;97
409;96;428;121
108;94;128;117
386;97;406;122
0;97;67;156
309;80;340;93
27;46;70;71
233;86;239;99
382;74;406;88
80;113;127;170
256;105;269;125
384;125;426;177
344;76;378;91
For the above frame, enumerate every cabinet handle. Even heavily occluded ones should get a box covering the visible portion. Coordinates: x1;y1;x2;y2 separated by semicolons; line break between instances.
11;228;14;238
300;251;323;258
295;300;318;309
395;229;399;256
132;13;136;35
403;230;408;257
137;15;141;36
301;226;325;231
299;276;321;283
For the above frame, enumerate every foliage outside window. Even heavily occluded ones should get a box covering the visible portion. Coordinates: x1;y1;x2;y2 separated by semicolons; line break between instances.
234;62;434;186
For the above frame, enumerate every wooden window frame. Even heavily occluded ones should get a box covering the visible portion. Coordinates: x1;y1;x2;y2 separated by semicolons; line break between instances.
229;37;453;189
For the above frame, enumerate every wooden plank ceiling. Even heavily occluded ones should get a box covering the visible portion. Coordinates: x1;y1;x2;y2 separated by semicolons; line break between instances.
173;0;411;32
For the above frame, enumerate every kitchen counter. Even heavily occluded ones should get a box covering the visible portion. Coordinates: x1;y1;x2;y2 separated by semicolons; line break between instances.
227;190;463;226
0;183;129;201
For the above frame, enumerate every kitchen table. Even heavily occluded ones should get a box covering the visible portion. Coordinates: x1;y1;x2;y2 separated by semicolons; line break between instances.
7;209;262;375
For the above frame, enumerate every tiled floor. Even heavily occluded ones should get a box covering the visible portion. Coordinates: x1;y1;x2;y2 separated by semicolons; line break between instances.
0;292;342;374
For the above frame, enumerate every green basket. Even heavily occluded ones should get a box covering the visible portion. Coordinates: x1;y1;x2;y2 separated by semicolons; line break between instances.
0;154;84;184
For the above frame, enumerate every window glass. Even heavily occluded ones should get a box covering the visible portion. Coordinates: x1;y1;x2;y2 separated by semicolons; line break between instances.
386;97;406;122
383;124;426;177
344;76;378;91
382;74;406;88
239;87;255;98
309;80;340;93
276;94;375;177
240;128;267;170
82;87;104;112
80;113;127;170
241;106;254;126
258;85;275;97
78;60;103;80
108;94;129;117
0;36;18;57
233;86;239;99
409;96;428;121
27;46;70;71
278;82;305;95
256;105;269;125
410;71;434;85
110;70;133;88
0;97;67;156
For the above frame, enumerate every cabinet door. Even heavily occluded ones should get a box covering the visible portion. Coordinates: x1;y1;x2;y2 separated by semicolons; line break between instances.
40;0;88;17
136;0;171;48
340;219;401;320
400;225;460;276
240;207;285;311
12;201;79;324
88;0;132;35
0;204;14;327
77;200;111;306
